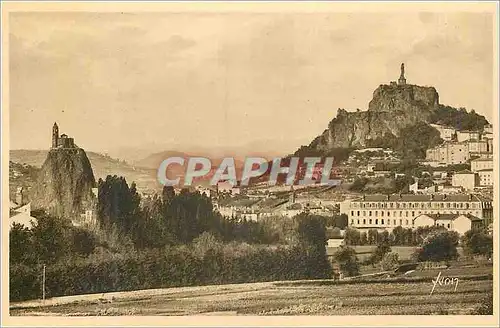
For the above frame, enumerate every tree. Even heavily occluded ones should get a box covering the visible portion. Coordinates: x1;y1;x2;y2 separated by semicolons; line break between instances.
367;229;379;245
161;186;176;205
381;252;400;271
31;211;72;263
417;230;459;262
71;227;96;256
391;226;405;245
349;178;369;192
360;232;368;246
295;214;327;249
97;175;142;234
344;227;361;245
393;176;415;193
430;104;489;131
379;230;390;244
333;246;360;277
192;232;223;258
9;223;34;265
461;228;493;258
369;241;391;265
334;214;348;229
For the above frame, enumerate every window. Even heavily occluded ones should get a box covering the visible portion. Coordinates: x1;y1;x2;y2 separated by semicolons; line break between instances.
375;219;378;224
388;211;391;217
357;211;360;216
351;219;355;224
411;211;415;217
369;211;372;216
375;211;378;216
363;219;366;224
369;219;372;224
399;219;403;225
363;211;366;216
381;211;384;217
351;211;354;216
447;223;450;228
393;219;396;225
381;219;384;225
405;211;409;217
399;211;403;216
406;219;409;225
357;219;360;224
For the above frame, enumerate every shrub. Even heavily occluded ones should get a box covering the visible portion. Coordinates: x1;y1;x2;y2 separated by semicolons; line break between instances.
368;242;391;265
10;243;329;302
461;229;493;258
381;252;400;271
333;246;360;277
417;230;459;262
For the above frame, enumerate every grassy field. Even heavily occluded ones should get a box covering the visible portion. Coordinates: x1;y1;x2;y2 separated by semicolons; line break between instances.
10;266;492;316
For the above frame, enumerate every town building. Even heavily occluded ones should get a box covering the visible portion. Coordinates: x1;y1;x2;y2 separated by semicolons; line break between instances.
456;130;480;143
52;122;76;149
412;213;484;235
477;169;494;187
451;170;479;190
429;124;456;142
9;203;37;230
471;158;494;172
425;137;493;166
484;124;494;134
347;193;492;232
216;181;241;196
425;142;470;165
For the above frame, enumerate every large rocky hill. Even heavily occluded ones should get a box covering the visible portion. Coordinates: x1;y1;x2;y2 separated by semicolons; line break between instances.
296;81;489;158
30;148;96;221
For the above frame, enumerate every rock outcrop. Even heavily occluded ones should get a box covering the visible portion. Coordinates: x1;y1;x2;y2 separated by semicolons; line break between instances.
303;83;441;151
30;147;96;221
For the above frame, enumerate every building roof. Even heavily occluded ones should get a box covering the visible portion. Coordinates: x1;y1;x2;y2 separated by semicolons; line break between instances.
414;213;482;222
457;130;480;134
419;214;458;221
454;170;474;175
471;158;493;162
353;193;480;202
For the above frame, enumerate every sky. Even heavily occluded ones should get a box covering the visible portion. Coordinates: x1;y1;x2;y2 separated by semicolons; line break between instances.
8;10;495;157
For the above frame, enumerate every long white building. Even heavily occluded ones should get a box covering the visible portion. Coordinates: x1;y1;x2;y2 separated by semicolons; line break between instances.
347;193;493;231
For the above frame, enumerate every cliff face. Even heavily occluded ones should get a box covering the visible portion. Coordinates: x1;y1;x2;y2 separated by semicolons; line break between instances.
30;148;96;221
306;83;440;150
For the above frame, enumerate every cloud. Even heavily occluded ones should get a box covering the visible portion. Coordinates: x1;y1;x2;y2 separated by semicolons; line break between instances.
8;12;495;152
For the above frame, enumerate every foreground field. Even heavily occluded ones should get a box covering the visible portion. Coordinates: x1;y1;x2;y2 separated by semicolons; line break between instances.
10;270;492;316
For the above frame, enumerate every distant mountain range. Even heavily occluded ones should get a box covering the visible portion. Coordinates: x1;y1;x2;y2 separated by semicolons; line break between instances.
10;149;159;191
9;148;282;191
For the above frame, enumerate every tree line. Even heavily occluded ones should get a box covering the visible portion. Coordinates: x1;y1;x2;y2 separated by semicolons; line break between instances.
10;175;332;301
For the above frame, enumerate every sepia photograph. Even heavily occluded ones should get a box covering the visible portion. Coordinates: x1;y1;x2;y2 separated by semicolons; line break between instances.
1;1;498;326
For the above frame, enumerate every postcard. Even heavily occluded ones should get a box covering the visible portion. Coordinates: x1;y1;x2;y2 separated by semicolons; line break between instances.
1;1;498;327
